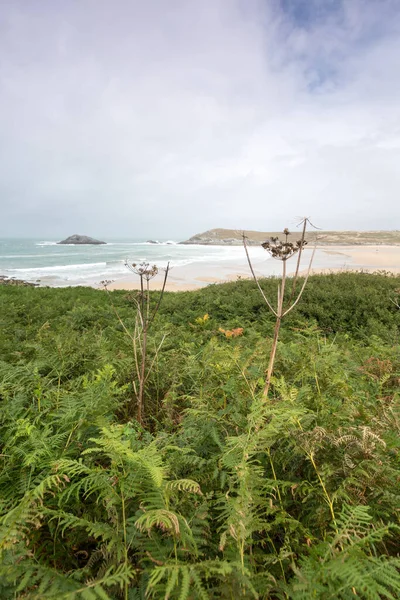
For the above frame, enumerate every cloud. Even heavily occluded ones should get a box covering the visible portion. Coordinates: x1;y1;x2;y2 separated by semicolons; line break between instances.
0;0;399;238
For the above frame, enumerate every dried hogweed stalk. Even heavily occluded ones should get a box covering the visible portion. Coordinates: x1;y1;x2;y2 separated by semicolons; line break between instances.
102;260;170;425
243;218;318;398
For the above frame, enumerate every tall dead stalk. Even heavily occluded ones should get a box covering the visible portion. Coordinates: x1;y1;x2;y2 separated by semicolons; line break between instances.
390;292;400;309
102;261;170;424
243;218;317;398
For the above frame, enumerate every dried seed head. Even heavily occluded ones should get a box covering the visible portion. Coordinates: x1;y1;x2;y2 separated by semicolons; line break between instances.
100;279;114;288
261;229;307;261
125;261;159;280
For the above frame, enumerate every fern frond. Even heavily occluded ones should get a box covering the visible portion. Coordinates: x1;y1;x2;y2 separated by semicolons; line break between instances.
164;479;202;495
135;509;181;536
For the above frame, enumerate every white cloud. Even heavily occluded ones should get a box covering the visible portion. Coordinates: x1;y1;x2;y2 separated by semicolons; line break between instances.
0;0;399;237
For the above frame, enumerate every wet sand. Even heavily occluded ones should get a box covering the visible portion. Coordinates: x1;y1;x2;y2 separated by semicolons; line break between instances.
106;245;400;292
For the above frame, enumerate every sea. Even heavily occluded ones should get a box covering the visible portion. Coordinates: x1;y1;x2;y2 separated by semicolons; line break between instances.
0;238;268;287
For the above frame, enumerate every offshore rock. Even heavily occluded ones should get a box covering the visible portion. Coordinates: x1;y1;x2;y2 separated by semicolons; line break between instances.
58;234;106;245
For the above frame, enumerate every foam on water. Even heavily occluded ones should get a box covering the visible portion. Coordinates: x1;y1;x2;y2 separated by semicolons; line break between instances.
0;239;269;286
12;262;106;272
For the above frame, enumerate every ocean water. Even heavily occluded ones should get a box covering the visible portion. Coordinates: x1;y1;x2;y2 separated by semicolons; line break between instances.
0;238;267;287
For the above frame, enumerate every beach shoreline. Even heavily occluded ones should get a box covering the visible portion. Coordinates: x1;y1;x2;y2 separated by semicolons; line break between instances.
106;244;400;292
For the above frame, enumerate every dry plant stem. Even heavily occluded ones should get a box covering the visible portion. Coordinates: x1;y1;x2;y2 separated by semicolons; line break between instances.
135;279;151;424
136;263;170;425
146;278;150;324
133;314;141;385
140;272;144;317
244;222;317;399
390;298;400;309
104;289;135;343
138;322;147;425
104;262;170;425
264;259;286;397
137;264;169;423
294;417;338;534
264;244;316;396
289;218;307;303
144;334;167;384
103;287;140;400
282;243;316;317
137;274;149;425
149;263;170;325
243;234;277;316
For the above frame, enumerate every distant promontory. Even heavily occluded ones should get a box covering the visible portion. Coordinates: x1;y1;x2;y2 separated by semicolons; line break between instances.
58;234;106;245
180;228;400;246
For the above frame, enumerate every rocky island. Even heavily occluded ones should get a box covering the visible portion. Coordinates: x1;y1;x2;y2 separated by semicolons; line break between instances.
58;234;106;245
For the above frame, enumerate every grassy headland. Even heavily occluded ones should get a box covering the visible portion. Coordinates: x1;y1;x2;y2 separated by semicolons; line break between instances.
0;272;399;598
182;227;400;245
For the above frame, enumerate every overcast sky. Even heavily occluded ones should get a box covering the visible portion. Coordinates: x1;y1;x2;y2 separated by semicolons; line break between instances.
1;0;400;239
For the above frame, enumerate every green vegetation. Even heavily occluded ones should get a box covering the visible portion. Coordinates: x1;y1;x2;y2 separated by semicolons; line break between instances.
0;272;399;599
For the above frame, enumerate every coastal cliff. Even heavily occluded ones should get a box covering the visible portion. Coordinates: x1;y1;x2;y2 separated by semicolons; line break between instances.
181;228;400;246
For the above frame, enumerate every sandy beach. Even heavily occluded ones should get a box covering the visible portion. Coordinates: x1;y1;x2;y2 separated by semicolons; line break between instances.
107;245;400;291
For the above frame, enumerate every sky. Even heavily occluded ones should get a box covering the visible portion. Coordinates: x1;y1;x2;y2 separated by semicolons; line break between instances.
0;0;400;239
